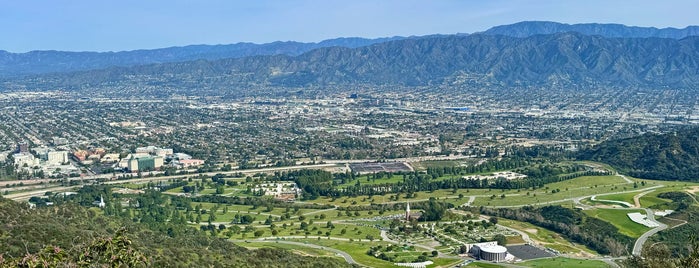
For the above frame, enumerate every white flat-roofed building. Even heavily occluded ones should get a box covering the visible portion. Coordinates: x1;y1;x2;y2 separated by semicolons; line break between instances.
101;153;120;163
46;151;68;165
13;152;39;169
155;148;173;156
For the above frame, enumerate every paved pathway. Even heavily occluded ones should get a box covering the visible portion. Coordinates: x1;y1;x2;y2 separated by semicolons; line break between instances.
632;208;667;256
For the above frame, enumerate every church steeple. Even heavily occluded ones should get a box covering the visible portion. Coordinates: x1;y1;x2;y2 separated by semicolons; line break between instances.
98;195;105;208
406;202;411;221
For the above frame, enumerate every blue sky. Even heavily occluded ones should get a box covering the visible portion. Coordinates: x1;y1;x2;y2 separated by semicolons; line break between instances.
0;0;697;52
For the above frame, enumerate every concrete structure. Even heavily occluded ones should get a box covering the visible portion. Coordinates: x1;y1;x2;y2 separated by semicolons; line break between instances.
46;151;68;165
253;182;302;201
52;137;68;145
470;242;508;262
13;152;38;168
155;148;173;156
101;153;120;163
136;146;159;154
628;212;660;228
171;153;192;160
177;159;205;168
127;155;164;172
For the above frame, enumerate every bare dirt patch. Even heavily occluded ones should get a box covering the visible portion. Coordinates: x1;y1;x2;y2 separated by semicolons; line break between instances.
524;228;538;234
686;186;699;194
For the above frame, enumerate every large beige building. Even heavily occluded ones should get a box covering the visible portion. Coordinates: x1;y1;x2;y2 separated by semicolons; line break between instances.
127;156;164;172
46;151;69;165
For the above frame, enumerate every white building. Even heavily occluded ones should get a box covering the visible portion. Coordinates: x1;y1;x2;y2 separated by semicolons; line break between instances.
155;148;173;156
46;151;69;165
13;152;39;168
101;153;120;163
135;146;159;154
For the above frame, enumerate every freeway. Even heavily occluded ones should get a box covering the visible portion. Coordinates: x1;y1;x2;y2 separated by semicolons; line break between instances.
0;163;341;188
3;163;340;201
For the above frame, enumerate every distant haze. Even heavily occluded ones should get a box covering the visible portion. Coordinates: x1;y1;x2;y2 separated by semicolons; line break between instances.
0;0;697;52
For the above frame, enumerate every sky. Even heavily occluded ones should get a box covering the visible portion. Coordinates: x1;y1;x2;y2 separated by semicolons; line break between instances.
0;0;697;53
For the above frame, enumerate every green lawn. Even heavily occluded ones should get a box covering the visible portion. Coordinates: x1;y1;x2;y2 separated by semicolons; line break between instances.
287;239;399;268
467;262;505;268
473;175;653;207
337;174;406;188
596;192;637;205
583;208;650;238
221;222;382;241
639;195;670;208
520;257;610;268
496;218;596;255
240;241;343;260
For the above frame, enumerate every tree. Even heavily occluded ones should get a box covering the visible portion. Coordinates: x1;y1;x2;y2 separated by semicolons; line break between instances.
493;234;507;246
254;230;265;237
420;199;447;221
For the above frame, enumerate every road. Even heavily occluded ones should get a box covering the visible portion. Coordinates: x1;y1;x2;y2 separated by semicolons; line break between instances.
3;163;341;201
492;185;664;209
0;163;341;188
632;208;667;256
230;239;360;266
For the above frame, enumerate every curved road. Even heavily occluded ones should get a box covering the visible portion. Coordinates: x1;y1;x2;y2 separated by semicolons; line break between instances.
632;208;667;256
230;239;361;266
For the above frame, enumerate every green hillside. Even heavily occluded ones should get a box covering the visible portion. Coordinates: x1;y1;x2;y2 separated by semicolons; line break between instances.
0;197;351;268
580;128;699;181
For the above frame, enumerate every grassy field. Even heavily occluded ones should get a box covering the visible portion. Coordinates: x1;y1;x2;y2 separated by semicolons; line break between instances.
519;257;610;268
240;241;344;260
583;208;650;238
639;195;671;208
412;159;476;170
497;218;596;255
287;239;399;267
222;222;382;241
466;262;505;268
596;192;637;205
337;174;406;188
472;176;652;207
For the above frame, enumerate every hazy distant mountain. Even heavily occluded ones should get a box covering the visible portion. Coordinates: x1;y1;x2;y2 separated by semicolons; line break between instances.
32;32;699;89
0;36;405;78
4;21;698;80
483;21;699;39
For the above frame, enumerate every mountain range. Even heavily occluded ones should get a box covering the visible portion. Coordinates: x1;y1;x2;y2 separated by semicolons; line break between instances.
28;32;699;89
0;36;406;78
482;21;699;39
3;21;699;90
